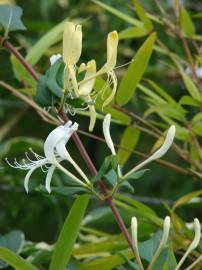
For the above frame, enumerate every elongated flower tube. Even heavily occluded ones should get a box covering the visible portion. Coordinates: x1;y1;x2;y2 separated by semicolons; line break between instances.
175;218;201;270
123;125;176;179
6;121;87;193
147;216;171;270
103;114;122;177
131;217;144;270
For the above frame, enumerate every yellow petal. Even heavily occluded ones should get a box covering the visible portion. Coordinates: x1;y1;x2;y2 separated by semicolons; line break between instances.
63;22;82;65
79;60;96;96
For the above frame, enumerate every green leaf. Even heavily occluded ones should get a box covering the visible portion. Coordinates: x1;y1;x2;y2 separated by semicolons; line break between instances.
0;247;38;270
46;58;64;98
0;5;26;33
119;180;134;193
116;32;156;106
134;0;153;31
119;26;148;40
103;169;117;187
118;126;140;165
26;20;65;65
124;169;149;181
92;155;118;184
36;75;58;106
10;54;36;88
179;95;200;107
91;0;142;27
192;122;202;136
0;230;25;269
180;7;195;37
49;194;89;270
172;190;202;212
37;185;89;196
77;249;133;270
180;69;201;102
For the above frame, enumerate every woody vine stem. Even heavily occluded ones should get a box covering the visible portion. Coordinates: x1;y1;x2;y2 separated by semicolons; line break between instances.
0;36;134;252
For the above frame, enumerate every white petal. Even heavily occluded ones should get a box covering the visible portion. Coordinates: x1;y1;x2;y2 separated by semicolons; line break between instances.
24;165;41;193
50;54;62;65
103;114;116;155
45;165;56;193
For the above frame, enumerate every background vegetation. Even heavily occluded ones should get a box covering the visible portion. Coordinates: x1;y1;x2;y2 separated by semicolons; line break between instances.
0;0;202;269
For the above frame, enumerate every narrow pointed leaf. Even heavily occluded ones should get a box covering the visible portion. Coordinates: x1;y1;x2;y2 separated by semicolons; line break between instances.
180;7;195;37
49;195;89;270
134;0;153;31
0;247;38;270
116;32;156;106
118;126;140;165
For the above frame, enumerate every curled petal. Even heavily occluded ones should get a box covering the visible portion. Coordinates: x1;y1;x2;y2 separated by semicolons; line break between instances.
24;164;42;193
102;70;117;108
63;22;82;65
45;165;56;193
103;114;116;155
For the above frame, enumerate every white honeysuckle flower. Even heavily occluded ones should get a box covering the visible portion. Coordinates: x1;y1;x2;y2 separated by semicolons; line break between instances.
131;217;144;270
103;114;122;177
148;216;171;270
6;121;88;193
175;218;201;270
50;54;62;66
123;125;176;179
63;22;82;66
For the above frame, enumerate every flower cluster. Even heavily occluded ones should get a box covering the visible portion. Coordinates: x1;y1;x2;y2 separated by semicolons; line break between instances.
50;22;119;132
131;216;201;270
6;114;176;195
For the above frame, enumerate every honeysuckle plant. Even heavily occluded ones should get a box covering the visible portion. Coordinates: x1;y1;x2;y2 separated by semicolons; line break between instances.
1;2;202;269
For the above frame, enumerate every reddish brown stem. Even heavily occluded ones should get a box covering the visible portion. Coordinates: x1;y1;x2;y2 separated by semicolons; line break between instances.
0;35;134;252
